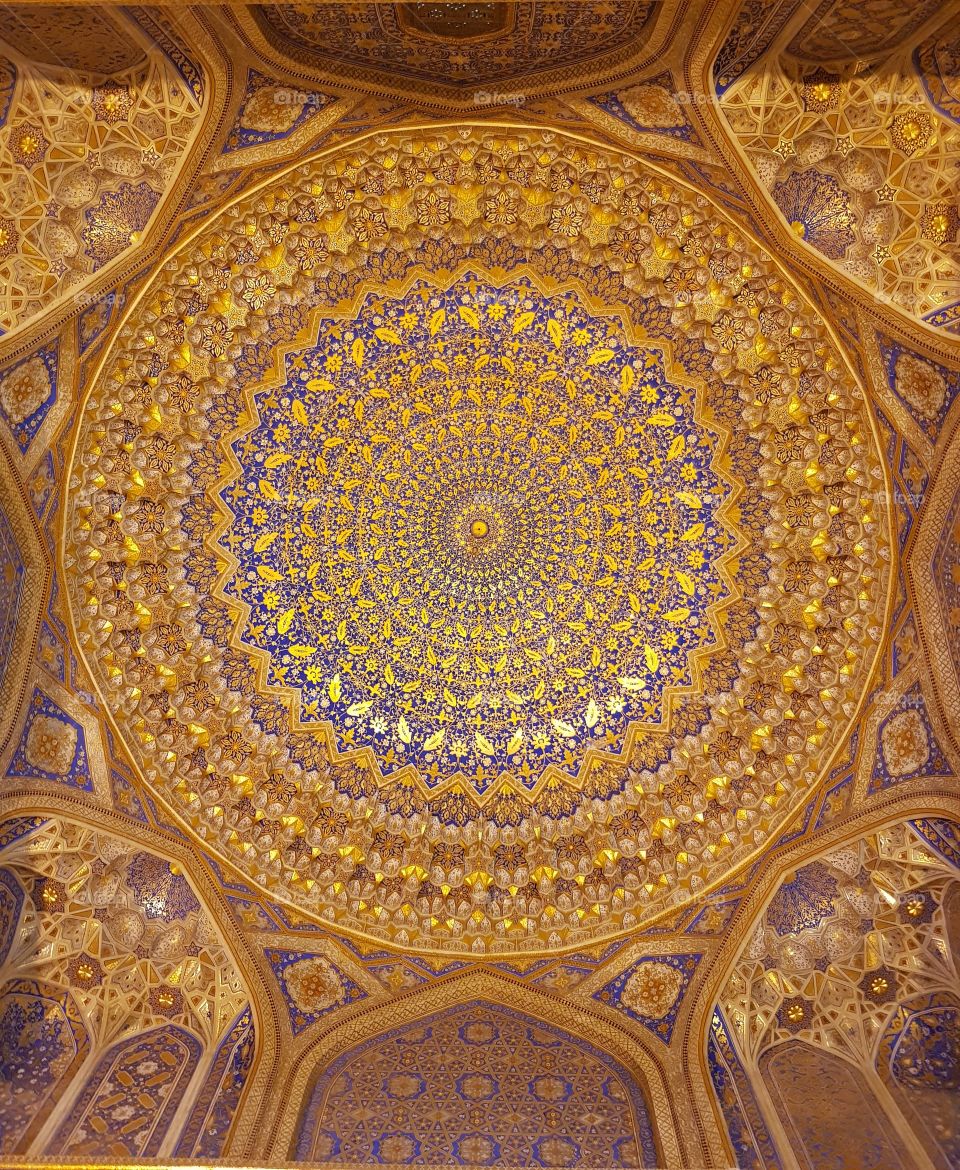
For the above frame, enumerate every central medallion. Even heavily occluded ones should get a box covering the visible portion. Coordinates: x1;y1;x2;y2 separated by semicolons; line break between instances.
218;274;735;791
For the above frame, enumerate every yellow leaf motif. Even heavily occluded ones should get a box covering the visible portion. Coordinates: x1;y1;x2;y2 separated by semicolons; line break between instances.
306;377;333;392
512;311;535;334
292;399;308;426
375;327;401;344
585;699;601;728
306;561;321;581
547;319;563;348
424;729;446;752
257;565;283;582
675;571;695;596
676;491;703;509
645;644;660;672
647;412;676;426
429;308;446;335
264;453;291;468
619;677;646;692
586;347;615;366
621;365;636;392
277;608;294;635
397;716;412;744
258;479;280;501
667;435;686;461
351;338;364;368
663;607;690;622
681;523;705;541
288;645;316;659
458;305;480;329
328;673;342;702
254;531;278;553
475;732;496;756
507;730;524;755
552;718;576;738
384;664;395;685
347;700;372;716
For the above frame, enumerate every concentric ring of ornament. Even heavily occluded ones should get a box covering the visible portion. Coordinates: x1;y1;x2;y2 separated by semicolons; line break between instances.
65;126;891;954
217;272;736;792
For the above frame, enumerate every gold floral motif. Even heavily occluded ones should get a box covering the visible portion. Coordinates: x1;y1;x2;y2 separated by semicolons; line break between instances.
24;713;77;775
66;126;890;953
880;710;930;778
283;956;345;1015
894;352;947;421
621;962;684;1018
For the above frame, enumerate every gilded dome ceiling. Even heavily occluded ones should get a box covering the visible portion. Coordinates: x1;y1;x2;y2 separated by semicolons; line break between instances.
251;2;660;91
66;125;892;953
0;4;958;1166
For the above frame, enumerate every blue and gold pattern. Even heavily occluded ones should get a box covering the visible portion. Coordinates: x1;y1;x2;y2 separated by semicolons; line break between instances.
910;818;960;868
0;503;24;693
765;860;839;937
265;946;366;1034
67;125;890;953
223;69;333;153
708;1008;784;1170
50;1025;202;1158
772;169;856;261
593;953;701;1043
296;1000;658;1165
0;979;90;1154
176;1006;256;1158
220;273;733;792
7;689;90;791
0;343;57;454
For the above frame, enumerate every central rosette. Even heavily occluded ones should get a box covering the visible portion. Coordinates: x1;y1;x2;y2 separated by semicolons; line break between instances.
219;274;733;791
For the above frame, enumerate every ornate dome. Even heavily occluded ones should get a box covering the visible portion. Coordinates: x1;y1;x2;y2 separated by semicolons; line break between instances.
1;5;957;1166
65;125;891;954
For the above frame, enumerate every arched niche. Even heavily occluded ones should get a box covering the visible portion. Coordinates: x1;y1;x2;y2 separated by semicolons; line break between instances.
294;998;660;1167
877;992;960;1170
46;1024;201;1159
175;1006;256;1159
0;978;90;1154
760;1040;915;1170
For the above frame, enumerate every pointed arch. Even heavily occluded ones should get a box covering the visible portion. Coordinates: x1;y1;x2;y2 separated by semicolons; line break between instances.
47;1023;201;1159
0;978;89;1154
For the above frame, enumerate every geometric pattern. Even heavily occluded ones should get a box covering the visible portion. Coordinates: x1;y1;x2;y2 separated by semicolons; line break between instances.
175;1007;256;1158
719;31;960;331
295;1000;659;1165
48;1025;202;1159
66;121;892;954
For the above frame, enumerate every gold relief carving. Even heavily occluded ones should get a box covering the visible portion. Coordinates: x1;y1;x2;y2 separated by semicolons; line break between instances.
63;123;892;956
